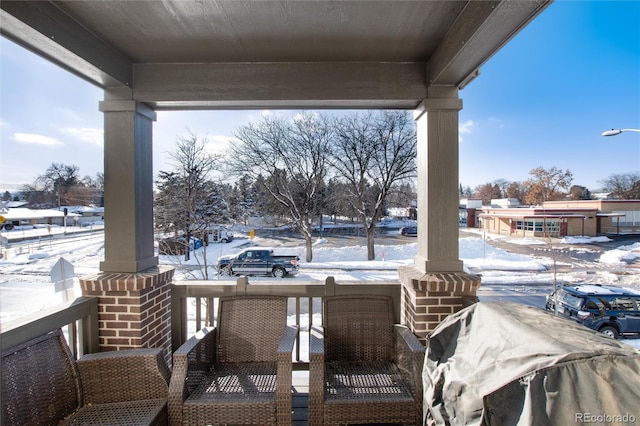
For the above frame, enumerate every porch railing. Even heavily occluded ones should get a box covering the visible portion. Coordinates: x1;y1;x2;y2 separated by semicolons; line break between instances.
171;276;402;364
1;277;402;367
0;296;99;358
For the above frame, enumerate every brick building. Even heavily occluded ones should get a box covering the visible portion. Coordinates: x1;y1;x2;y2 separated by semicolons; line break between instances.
478;200;640;238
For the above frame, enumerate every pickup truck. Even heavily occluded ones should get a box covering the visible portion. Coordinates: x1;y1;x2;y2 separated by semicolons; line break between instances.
217;248;300;278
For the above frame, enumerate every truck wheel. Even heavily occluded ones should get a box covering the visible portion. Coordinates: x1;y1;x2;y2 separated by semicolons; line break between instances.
272;267;285;278
600;326;619;339
221;238;228;243
219;266;232;277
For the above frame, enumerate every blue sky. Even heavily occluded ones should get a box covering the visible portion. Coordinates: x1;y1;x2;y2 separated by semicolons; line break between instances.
1;1;639;192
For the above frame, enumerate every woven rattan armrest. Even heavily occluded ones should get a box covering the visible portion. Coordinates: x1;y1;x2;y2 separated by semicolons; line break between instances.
309;325;325;359
309;325;325;369
277;325;298;376
168;327;216;426
276;325;299;425
77;348;170;405
277;325;298;355
394;324;426;411
308;325;325;426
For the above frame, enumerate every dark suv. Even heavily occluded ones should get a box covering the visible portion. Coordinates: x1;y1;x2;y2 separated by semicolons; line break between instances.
545;284;640;339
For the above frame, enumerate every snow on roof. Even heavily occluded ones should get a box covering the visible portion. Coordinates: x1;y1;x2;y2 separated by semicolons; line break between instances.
64;205;104;214
2;207;80;220
6;201;28;208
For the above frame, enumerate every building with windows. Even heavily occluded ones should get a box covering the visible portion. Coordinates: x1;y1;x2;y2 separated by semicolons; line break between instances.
478;200;640;238
544;200;640;235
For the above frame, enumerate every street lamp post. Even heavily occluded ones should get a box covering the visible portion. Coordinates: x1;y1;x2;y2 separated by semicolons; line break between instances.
601;128;640;136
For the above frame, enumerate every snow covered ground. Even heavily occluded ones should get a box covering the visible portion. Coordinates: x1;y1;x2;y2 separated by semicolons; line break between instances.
2;223;640;349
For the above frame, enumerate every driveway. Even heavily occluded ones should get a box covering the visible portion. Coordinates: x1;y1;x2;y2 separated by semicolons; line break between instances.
462;230;640;267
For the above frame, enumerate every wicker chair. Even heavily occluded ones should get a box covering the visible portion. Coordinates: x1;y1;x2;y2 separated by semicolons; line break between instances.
168;295;297;426
2;329;170;425
309;295;426;426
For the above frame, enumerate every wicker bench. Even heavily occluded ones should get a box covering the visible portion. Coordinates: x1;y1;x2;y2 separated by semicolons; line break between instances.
2;329;171;425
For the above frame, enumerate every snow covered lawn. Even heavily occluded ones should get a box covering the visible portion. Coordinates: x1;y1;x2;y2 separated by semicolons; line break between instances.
2;225;639;349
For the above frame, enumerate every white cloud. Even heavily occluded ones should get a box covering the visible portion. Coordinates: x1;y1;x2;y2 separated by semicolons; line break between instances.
61;127;104;147
293;111;320;123
248;109;282;123
459;120;475;143
460;120;475;134
205;134;237;156
13;133;63;146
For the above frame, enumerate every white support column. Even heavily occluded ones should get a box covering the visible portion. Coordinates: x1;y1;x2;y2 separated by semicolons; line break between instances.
398;89;480;340
99;88;158;273
413;94;464;273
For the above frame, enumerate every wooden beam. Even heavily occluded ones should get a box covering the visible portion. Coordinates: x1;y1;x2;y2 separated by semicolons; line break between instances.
427;0;551;87
0;1;132;88
133;62;427;110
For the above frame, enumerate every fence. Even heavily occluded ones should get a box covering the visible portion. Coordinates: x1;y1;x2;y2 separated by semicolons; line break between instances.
1;296;99;358
171;276;402;365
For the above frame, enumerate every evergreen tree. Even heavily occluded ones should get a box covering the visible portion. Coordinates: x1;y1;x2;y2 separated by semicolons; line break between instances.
153;131;220;261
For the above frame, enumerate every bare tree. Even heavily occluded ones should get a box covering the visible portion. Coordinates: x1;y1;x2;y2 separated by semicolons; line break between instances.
20;184;48;207
474;182;502;205
386;182;416;212
228;112;331;262
36;163;80;207
459;184;473;198
599;172;640;199
328;111;416;260
77;173;105;206
523;166;573;205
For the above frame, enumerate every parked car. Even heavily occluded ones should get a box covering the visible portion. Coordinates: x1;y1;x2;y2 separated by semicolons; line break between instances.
400;226;417;236
545;284;640;339
217;248;300;278
207;228;233;243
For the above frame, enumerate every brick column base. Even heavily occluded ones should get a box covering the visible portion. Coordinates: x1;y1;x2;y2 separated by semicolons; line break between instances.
79;266;174;364
398;266;481;343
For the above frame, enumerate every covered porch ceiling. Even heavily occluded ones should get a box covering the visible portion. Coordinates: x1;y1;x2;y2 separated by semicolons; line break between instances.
0;0;551;110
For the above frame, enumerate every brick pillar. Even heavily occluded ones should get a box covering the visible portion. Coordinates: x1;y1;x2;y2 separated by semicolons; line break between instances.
79;266;174;364
398;266;480;343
